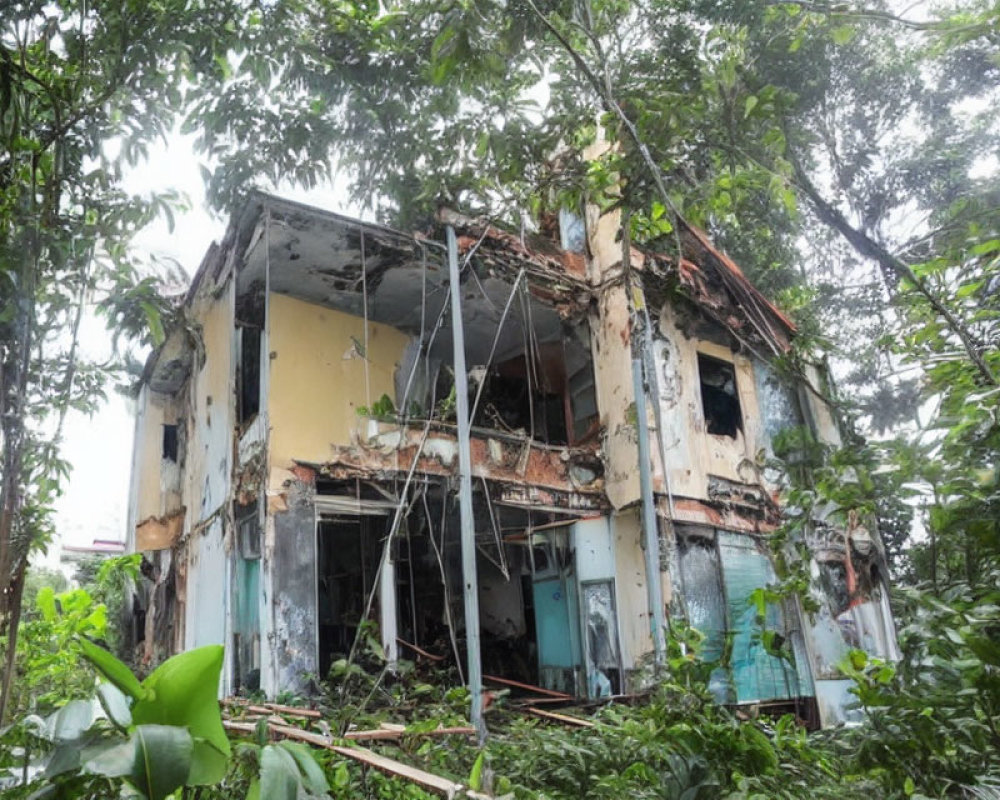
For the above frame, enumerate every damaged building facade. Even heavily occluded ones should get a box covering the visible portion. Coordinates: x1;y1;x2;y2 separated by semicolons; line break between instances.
125;187;898;728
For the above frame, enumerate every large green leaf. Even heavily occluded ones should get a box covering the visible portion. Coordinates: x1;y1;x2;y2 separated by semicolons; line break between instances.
258;744;301;800
79;637;145;701
85;724;193;800
277;740;330;795
131;645;230;785
97;682;132;730
48;699;94;743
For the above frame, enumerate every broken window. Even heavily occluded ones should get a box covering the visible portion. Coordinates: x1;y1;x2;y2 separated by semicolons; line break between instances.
236;500;261;560
581;580;621;697
471;349;568;444
674;528;814;706
676;532;727;665
162;423;178;462
559;208;586;253
754;360;805;453
698;353;742;437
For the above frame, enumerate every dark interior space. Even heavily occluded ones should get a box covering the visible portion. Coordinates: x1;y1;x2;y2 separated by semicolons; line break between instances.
235;280;264;427
317;516;383;678
698;353;742;437
161;423;178;462
237;325;261;425
471;346;569;445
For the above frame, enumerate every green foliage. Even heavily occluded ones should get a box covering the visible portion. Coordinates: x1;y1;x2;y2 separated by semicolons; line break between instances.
250;740;330;800
0;0;245;718
12;587;107;714
21;568;69;613
0;643;223;798
357;393;398;420
836;586;1000;796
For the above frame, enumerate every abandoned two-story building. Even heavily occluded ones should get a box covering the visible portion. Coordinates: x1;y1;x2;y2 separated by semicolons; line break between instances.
125;184;898;728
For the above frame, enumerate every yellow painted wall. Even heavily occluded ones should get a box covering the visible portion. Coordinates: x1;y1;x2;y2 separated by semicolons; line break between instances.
135;388;167;522
268;293;410;468
183;290;234;526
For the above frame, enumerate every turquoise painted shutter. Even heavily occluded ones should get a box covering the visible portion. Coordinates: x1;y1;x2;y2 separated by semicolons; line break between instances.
717;532;803;703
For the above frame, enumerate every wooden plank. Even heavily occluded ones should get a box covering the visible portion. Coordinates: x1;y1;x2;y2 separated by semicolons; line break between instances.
345;725;475;742
483;674;573;699
224;698;321;720
263;702;323;719
330;744;491;799
225;718;475;744
525;707;595;728
224;720;332;748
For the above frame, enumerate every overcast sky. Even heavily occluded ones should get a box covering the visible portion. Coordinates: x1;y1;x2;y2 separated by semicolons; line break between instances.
53;132;354;556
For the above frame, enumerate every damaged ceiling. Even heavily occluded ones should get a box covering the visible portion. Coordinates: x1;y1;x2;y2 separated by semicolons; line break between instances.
235;193;589;367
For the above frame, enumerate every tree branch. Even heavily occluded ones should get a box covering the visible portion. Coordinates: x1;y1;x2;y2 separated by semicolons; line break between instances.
787;152;997;387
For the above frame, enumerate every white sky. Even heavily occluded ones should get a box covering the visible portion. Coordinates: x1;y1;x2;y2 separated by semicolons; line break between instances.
52;132;355;555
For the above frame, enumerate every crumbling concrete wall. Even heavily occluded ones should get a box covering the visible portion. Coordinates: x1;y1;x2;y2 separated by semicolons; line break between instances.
267;473;319;694
653;304;765;512
592;287;641;509
181;282;235;656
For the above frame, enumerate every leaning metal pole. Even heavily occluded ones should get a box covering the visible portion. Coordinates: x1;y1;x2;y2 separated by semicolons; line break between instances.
632;339;667;664
446;225;486;741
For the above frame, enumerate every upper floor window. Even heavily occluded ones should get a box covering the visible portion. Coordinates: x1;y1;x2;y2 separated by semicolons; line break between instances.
162;423;179;462
698;353;742;438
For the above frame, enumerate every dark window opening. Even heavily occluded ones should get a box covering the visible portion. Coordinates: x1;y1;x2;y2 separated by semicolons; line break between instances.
236;500;261;560
698;354;742;437
162;424;179;462
471;349;569;445
237;325;261;425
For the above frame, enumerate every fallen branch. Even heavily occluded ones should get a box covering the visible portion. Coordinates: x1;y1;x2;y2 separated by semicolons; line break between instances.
397;637;447;662
483;674;573;699
223;719;488;798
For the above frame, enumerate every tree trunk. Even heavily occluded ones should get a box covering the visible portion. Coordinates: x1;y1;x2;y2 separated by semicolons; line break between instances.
0;562;25;721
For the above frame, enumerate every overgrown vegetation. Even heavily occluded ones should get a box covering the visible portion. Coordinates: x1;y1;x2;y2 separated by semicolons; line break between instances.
2;0;999;797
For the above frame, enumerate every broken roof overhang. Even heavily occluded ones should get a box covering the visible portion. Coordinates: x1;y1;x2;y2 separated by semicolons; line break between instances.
234;193;590;367
141;327;193;395
140;192;798;390
644;221;796;356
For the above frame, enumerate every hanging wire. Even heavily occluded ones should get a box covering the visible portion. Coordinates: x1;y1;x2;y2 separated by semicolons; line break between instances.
360;228;371;410
469;268;527;423
423;485;465;682
479;476;509;579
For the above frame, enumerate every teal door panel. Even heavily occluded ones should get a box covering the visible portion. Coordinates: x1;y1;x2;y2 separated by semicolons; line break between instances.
717;532;806;704
533;577;579;669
